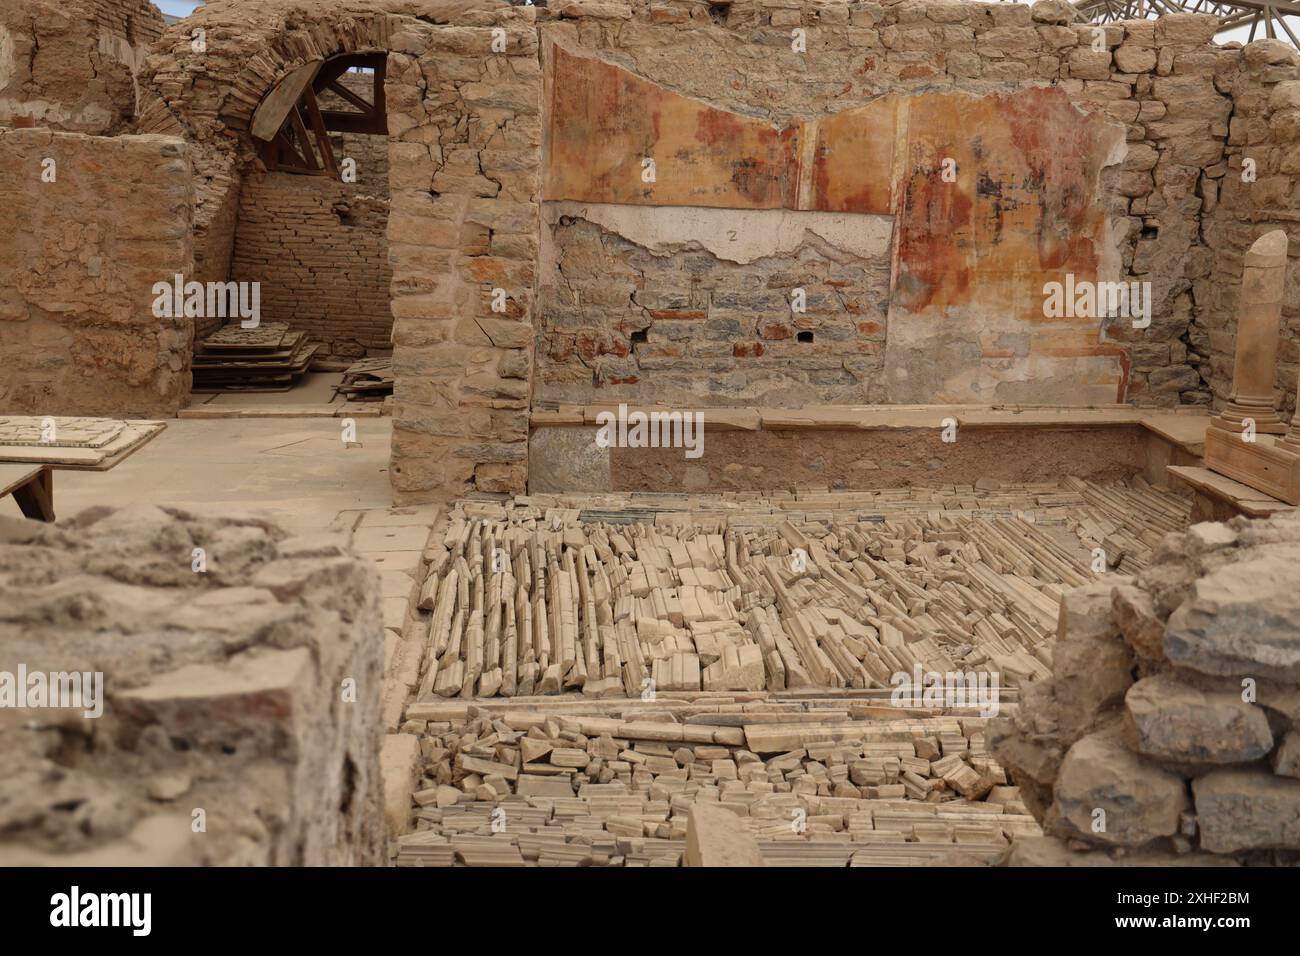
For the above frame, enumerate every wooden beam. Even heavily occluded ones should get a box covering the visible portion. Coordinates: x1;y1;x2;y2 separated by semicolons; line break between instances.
319;110;387;135
11;466;54;522
250;60;322;142
301;84;339;177
288;104;321;171
324;78;374;113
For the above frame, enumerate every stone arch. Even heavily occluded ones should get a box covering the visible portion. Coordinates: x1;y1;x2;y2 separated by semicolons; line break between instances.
136;0;542;502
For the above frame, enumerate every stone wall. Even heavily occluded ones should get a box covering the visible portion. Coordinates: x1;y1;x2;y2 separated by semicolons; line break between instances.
0;127;193;418
540;213;891;403
39;0;1299;499
0;0;163;134
0;505;387;866
532;3;1236;411
1203;41;1300;422
384;17;541;500
229;165;394;359
137;1;539;500
192;167;244;342
992;510;1300;864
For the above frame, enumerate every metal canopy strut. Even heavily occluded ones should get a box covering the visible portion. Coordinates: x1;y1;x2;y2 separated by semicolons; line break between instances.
1070;0;1300;48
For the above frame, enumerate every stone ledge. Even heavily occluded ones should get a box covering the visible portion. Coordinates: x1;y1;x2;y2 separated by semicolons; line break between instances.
532;403;1210;451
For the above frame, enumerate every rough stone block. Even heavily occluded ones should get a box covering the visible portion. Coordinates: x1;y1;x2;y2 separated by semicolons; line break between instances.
1125;674;1273;765
1193;768;1300;853
1050;729;1189;846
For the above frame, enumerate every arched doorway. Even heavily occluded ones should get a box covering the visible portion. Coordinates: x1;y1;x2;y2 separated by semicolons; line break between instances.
140;7;542;502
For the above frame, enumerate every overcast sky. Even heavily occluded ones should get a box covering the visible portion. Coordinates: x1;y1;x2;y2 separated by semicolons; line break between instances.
155;0;201;17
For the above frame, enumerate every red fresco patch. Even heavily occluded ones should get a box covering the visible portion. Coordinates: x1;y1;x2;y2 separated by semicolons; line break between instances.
542;48;1128;398
891;86;1119;324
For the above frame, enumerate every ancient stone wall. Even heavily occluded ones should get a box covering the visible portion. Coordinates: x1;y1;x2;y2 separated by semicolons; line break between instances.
992;510;1300;864
0;505;387;866
533;3;1234;411
14;0;1285;499
224;69;394;358
229;167;395;358
0;0;164;134
1203;41;1300;422
0;127;194;418
136;1;539;500
383;14;541;500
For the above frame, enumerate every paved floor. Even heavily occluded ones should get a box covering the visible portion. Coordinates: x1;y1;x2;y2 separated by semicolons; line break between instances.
0;417;394;534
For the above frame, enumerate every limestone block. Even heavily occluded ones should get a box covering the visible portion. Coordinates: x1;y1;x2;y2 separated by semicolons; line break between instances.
1193;768;1300;853
1125;674;1273;764
1164;548;1300;683
684;803;764;866
1051;729;1189;846
1110;583;1165;661
381;733;423;838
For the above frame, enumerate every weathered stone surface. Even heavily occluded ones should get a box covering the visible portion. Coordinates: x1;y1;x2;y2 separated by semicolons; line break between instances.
1111;583;1165;661
1054;581;1135;744
528;426;611;493
1273;730;1300;778
0;0;162;134
1050;729;1189;846
0;506;385;866
380;734;423;839
1003;835;1234;867
0;129;194;417
684;802;765;867
1124;674;1273;764
1164;549;1300;683
1193;768;1300;853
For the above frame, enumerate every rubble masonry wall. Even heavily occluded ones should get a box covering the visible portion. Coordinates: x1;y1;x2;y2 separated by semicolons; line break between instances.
992;509;1300;864
0;0;164;135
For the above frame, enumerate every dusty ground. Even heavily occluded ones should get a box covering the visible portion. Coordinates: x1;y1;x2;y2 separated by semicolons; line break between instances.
0;418;394;533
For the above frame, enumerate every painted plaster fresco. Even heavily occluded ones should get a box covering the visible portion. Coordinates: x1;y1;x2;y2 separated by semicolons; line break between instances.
543;45;1128;405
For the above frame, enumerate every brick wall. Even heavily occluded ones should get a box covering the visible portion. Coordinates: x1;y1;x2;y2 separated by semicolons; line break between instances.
0;128;193;417
542;217;890;404
228;130;393;358
192;168;242;341
0;0;164;134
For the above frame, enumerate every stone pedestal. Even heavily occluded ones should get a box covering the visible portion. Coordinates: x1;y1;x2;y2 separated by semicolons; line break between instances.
1204;230;1300;505
1212;230;1289;435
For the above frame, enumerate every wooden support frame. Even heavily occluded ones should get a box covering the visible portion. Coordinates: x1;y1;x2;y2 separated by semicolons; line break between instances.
254;53;388;177
2;464;55;522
